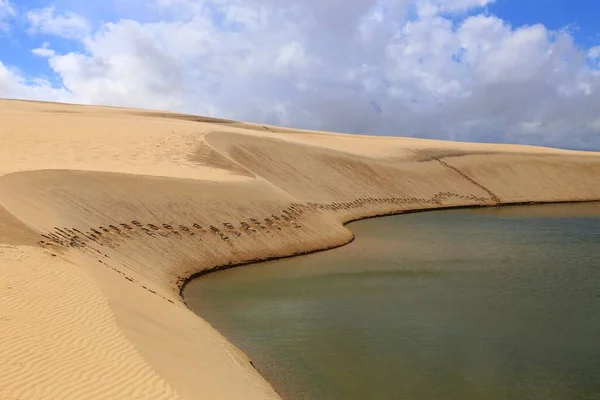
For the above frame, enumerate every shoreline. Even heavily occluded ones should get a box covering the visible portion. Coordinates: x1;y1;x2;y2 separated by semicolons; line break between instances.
184;201;600;400
179;199;600;398
180;199;600;297
2;99;600;400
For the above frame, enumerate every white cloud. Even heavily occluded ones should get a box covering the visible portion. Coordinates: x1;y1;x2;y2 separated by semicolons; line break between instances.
433;0;495;12
0;60;70;101
32;42;56;57
414;0;494;17
471;24;551;83
276;42;311;71
32;47;55;57
27;6;90;39
46;20;185;111
0;0;14;16
1;0;600;149
0;0;16;30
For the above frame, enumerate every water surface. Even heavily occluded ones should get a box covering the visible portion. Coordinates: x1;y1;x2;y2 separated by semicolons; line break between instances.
185;203;600;400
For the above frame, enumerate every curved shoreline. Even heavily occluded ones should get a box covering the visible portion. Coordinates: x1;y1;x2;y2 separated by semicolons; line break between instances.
182;200;600;399
2;99;600;400
180;200;600;398
180;199;600;298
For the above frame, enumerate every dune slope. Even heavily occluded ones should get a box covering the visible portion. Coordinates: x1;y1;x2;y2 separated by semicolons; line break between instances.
1;99;599;399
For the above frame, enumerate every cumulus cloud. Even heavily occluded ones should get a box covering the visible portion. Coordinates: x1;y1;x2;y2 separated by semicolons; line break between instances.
1;0;600;149
0;60;70;101
44;20;184;110
27;6;90;39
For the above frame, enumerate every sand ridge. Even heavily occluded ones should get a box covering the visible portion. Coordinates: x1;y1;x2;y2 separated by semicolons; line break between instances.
1;98;600;400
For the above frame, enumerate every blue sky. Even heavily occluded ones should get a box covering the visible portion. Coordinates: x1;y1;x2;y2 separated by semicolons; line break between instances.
1;0;600;149
490;0;600;47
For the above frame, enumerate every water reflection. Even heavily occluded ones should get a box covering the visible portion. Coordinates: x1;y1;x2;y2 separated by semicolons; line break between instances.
185;203;600;400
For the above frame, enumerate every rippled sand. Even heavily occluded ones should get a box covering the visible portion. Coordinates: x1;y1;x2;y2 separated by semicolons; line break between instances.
1;99;600;399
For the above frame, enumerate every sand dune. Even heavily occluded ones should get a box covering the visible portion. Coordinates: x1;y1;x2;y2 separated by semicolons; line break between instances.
1;98;599;399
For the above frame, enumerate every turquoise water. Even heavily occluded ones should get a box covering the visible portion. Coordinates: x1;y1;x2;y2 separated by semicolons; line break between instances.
184;203;600;400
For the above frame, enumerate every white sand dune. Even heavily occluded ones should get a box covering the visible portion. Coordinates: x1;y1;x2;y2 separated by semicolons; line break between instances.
1;98;599;399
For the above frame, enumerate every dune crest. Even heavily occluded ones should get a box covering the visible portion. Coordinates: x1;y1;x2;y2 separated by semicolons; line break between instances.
1;99;599;399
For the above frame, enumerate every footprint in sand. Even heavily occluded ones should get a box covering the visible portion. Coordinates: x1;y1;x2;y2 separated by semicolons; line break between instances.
120;223;134;232
193;223;208;234
223;223;241;237
108;225;122;234
179;225;195;236
264;218;281;231
239;222;257;234
141;227;155;236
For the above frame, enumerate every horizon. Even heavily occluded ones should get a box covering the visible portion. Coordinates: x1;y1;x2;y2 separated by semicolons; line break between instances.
1;0;600;150
4;96;600;154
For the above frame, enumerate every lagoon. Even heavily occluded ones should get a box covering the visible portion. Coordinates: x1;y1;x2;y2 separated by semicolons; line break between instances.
185;203;600;400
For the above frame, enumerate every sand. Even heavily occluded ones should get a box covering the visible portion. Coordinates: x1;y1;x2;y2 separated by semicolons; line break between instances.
1;98;599;400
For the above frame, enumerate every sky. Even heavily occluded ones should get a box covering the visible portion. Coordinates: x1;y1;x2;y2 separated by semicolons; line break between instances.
1;0;600;150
